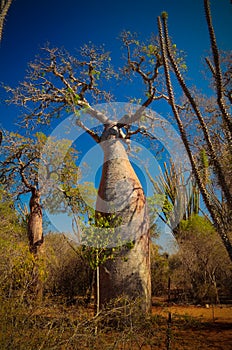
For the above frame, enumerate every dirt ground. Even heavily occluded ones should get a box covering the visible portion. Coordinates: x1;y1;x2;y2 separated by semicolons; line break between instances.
151;300;232;350
2;298;231;349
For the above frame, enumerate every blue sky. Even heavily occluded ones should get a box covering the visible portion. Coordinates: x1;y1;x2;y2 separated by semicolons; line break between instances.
0;0;231;131
0;0;231;251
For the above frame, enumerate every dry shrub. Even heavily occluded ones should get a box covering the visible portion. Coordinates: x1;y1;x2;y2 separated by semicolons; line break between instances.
44;233;93;303
0;296;165;350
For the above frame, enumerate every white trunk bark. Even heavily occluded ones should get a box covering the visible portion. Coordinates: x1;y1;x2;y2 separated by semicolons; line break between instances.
96;135;151;313
28;189;43;255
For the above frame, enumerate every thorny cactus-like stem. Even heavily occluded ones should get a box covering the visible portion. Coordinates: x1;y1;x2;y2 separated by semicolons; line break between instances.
0;0;13;42
204;0;232;136
157;16;212;220
157;16;232;262
161;12;232;209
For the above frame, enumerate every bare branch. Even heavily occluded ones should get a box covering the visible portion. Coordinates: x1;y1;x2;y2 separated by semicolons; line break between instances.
120;31;163;109
205;57;216;77
6;45;115;130
76;118;100;143
18;160;35;190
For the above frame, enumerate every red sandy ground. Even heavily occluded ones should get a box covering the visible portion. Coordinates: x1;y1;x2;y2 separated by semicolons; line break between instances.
151;302;232;350
20;300;232;349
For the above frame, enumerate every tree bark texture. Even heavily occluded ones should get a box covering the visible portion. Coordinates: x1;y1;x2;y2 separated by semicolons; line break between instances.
96;127;151;313
28;188;43;255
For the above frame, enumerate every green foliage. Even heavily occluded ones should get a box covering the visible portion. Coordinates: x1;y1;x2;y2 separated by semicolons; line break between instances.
141;44;159;58
81;212;136;272
0;187;24;237
92;69;101;79
172;45;187;71
1;241;34;293
0;187;37;299
179;214;215;238
199;148;210;184
146;194;164;237
0;131;87;219
150;160;200;239
161;11;168;20
81;214;121;270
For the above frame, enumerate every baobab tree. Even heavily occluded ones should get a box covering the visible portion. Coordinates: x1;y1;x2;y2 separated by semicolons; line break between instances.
0;131;81;256
5;34;169;312
6;0;230;309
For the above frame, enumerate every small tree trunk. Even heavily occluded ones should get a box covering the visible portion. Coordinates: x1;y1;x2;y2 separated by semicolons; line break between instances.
96;129;151;313
28;187;44;299
28;188;43;255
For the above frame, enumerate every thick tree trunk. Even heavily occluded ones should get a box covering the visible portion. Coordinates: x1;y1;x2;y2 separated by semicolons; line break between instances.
28;188;43;255
96;128;151;313
28;188;44;299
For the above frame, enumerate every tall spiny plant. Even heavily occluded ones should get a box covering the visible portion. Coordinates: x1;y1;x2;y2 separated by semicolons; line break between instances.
149;160;200;240
0;0;13;42
157;0;232;261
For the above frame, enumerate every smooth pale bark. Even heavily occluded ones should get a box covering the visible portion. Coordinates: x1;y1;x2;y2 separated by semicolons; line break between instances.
28;188;43;255
96;128;151;313
28;188;44;299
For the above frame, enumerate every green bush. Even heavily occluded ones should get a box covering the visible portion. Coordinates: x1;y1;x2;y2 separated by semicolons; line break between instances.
0;188;36;300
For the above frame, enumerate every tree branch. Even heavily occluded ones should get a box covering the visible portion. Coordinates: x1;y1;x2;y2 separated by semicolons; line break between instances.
76;118;100;143
18;158;34;190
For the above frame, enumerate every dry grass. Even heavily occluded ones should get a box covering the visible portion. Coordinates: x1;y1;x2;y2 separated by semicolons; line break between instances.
0;296;232;349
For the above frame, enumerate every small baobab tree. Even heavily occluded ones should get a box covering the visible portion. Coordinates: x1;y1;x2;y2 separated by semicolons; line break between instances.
0;131;81;256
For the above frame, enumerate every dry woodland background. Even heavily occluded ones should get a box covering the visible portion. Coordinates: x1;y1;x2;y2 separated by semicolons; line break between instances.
0;0;232;349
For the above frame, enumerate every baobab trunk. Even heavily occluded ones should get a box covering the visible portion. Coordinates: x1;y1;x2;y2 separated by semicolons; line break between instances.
96;125;151;313
28;187;43;255
28;187;44;298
